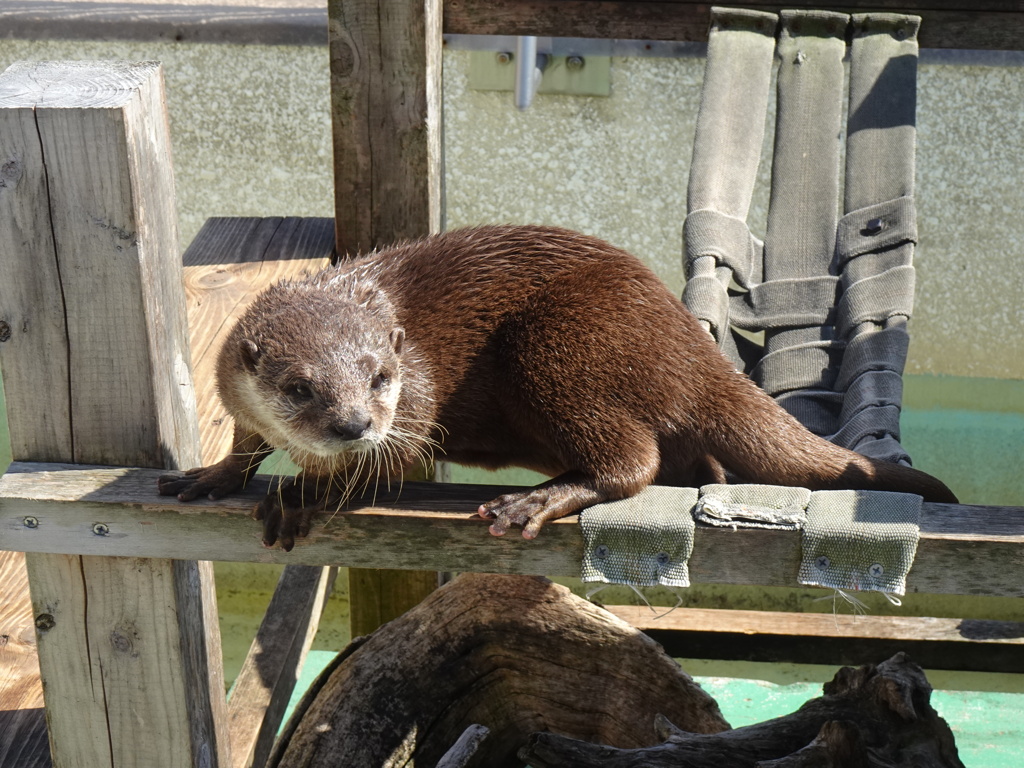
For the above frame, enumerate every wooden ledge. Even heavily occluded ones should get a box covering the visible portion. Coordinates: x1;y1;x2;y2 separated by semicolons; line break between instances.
2;461;1022;597
607;605;1024;672
443;1;1024;52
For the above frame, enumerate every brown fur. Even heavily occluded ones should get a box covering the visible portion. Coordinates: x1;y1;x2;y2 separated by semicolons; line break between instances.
159;224;957;549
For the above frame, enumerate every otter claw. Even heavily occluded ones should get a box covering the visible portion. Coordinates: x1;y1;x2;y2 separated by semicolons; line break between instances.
158;464;245;502
255;487;319;551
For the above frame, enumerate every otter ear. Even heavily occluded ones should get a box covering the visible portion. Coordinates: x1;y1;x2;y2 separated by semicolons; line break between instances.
240;338;261;371
390;327;405;356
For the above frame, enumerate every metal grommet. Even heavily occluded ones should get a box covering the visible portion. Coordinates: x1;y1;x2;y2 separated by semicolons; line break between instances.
595;544;610;560
815;555;831;571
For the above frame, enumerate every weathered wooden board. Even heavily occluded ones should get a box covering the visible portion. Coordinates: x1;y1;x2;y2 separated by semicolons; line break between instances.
23;554;228;767
182;216;334;465
0;551;50;768
607;605;1024;672
442;1;1024;51
0;60;199;471
328;0;442;255
227;565;336;768
0;60;229;768
2;462;1023;598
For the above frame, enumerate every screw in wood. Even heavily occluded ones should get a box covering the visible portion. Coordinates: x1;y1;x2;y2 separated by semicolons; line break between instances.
23;516;39;528
92;522;110;536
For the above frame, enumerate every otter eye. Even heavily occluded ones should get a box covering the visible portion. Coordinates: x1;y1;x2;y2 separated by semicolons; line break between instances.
371;371;389;390
286;380;314;400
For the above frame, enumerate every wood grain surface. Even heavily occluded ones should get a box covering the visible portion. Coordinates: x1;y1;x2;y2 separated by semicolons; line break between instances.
3;462;1022;598
442;1;1024;51
0;551;50;768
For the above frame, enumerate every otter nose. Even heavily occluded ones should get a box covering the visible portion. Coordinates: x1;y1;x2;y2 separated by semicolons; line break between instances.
332;413;372;441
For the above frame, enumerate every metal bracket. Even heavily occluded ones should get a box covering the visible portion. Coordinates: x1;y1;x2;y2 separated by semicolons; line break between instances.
467;38;610;108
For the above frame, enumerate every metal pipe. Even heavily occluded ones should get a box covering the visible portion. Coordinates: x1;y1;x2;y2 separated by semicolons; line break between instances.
513;36;547;110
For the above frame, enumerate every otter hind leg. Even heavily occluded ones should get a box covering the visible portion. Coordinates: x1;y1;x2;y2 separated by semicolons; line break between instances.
478;424;663;538
655;443;728;488
477;472;600;539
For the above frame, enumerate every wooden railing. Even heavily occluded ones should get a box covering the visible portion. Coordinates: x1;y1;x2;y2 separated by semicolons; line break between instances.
3;463;1023;596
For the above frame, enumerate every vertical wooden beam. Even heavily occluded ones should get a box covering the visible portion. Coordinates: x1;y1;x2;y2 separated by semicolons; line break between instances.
328;0;444;633
227;566;336;768
0;61;229;767
329;0;443;255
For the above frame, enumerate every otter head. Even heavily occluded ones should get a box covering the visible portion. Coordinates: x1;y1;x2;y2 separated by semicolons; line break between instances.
219;275;405;471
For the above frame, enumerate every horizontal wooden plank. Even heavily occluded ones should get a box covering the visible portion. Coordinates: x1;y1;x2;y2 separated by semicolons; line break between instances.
2;462;1022;597
0;0;328;46
606;605;1024;671
442;1;1024;51
610;605;1024;643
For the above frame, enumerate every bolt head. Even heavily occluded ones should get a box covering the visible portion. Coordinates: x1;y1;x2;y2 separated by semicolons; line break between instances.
865;218;885;235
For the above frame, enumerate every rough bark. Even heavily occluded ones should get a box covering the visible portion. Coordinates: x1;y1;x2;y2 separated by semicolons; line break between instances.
269;573;728;767
521;652;964;767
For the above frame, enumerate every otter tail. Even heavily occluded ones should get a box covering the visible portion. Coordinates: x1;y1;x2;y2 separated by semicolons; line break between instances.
705;380;959;504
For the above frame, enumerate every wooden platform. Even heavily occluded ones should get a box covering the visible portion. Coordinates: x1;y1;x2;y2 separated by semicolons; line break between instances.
0;551;49;768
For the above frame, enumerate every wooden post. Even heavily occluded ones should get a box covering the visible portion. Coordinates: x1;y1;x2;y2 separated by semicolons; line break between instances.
328;0;443;634
0;61;230;767
329;0;443;255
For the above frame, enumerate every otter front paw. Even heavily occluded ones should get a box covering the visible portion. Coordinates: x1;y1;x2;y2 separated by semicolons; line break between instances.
478;489;563;540
253;482;320;552
158;461;246;502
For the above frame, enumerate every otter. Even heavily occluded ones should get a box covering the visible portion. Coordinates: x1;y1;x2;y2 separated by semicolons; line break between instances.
158;224;957;550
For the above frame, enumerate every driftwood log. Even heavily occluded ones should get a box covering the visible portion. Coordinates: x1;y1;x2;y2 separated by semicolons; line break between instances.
522;652;964;767
268;573;729;767
270;574;963;768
